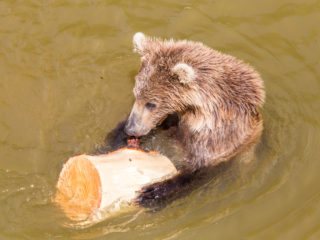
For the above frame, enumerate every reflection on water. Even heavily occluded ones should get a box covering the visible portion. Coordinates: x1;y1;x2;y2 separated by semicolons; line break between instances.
0;0;320;239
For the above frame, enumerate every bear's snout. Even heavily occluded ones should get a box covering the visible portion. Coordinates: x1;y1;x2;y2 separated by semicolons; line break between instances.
125;114;138;136
125;111;153;137
125;101;155;137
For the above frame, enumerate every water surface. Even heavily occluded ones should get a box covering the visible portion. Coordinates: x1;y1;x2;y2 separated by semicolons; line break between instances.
0;0;320;239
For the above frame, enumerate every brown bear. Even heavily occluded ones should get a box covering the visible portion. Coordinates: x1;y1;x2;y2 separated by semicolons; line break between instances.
123;32;265;206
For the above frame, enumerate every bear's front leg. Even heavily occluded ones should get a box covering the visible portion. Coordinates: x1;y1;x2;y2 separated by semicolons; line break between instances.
134;170;196;208
105;120;128;150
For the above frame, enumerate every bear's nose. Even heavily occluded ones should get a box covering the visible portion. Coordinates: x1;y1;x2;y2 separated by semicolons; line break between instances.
125;115;138;136
124;124;137;136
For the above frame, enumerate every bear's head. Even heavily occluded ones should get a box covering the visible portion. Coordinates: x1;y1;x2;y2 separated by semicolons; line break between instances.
124;32;265;137
125;32;200;137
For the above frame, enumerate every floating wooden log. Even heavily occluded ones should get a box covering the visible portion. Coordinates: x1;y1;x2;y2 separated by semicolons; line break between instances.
54;144;177;226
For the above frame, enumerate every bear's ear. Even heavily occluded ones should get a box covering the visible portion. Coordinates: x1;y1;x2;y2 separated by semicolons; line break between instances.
133;32;148;55
172;63;196;85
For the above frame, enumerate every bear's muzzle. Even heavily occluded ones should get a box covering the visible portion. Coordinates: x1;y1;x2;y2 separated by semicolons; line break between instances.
125;105;153;137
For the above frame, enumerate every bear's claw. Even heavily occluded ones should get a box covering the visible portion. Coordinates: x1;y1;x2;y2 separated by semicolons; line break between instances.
134;171;195;208
134;181;171;207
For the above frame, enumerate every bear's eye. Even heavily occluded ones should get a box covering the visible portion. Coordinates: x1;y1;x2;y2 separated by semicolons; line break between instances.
145;102;156;110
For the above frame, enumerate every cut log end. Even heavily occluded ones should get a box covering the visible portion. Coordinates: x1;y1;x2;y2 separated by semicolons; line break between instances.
54;155;102;221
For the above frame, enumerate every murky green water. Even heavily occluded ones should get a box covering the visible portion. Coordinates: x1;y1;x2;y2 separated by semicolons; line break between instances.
1;0;320;239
